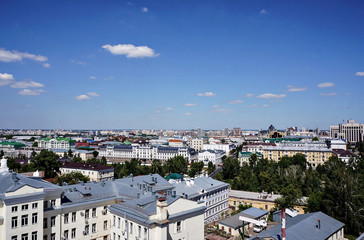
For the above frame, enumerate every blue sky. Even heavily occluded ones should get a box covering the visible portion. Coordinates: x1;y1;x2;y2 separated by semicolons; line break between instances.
0;0;363;130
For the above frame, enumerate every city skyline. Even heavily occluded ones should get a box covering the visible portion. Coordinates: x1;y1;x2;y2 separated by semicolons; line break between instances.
1;0;363;129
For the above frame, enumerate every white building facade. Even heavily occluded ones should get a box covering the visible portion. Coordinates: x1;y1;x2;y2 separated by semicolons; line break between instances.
197;149;225;166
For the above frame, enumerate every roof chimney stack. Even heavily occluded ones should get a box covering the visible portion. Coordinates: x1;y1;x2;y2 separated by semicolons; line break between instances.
317;219;321;229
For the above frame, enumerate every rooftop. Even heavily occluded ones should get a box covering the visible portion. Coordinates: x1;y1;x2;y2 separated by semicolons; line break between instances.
61;162;113;171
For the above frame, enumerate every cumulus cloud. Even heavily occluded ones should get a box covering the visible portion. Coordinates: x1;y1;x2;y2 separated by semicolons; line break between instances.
184;103;196;107
212;105;219;108
249;104;259;108
197;92;216;97
43;63;50;68
256;93;286;99
165;107;173;111
142;7;148;12
184;112;192;116
89;76;96;79
262;104;271;108
317;82;335;88
286;85;307;92
18;89;45;96
245;93;254;98
102;44;159;58
355;72;364;76
320;92;337;96
0;48;49;66
11;80;44;89
75;94;91;100
87;92;100;97
0;73;15;86
260;9;267;14
210;108;235;114
228;100;243;104
249;104;271;108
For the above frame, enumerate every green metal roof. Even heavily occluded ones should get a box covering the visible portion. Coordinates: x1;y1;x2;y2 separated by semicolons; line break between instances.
165;173;183;180
239;151;263;157
263;137;302;143
0;142;25;148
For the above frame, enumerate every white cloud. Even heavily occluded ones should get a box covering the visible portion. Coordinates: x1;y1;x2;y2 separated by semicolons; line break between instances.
184;112;192;116
249;104;259;108
320;92;337;96
317;82;335;88
104;76;114;81
229;100;243;104
0;48;48;65
166;107;173;111
87;92;100;97
245;93;254;98
262;104;271;108
256;93;286;99
260;9;267;14
71;60;86;65
43;63;50;68
355;72;364;76
212;105;219;108
197;92;216;97
142;7;148;12
286;85;307;92
18;89;45;96
74;94;91;100
184;103;196;107
89;76;97;79
102;44;159;58
11;80;44;89
210;108;235;114
0;73;15;86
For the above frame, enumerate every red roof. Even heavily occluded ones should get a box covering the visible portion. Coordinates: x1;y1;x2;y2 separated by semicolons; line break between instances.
169;139;183;142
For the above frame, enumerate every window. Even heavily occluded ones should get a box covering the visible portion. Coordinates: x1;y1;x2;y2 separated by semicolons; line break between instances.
64;213;69;224
43;201;48;209
117;217;120;228
50;233;55;240
50;200;56;207
21;215;28;226
138;225;141;237
12;206;18;212
85;209;89;219
32;213;38;224
144;227;148;237
32;232;37;240
71;228;76;239
92;208;96;218
130;222;133;234
51;216;55;227
92;223;96;233
12;236;18;240
113;216;116;226
104;220;108;230
22;204;29;211
12;216;18;228
32;203;38;209
176;221;182;233
72;212;76;222
84;225;89;235
21;234;28;240
43;235;47;240
64;230;69;239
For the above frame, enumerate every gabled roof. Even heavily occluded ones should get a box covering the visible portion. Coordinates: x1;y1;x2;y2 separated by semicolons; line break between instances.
254;212;344;240
218;207;268;230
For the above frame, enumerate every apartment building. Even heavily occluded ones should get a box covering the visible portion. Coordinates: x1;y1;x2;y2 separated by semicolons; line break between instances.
38;138;75;149
60;162;114;182
187;138;206;152
330;119;364;143
202;143;234;154
197;149;225;166
98;145;197;163
263;146;333;167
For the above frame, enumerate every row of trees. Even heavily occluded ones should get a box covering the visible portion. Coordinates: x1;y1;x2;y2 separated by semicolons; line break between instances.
216;151;364;236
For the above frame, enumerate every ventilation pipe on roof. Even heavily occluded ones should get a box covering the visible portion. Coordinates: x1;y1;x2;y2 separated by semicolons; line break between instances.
317;219;321;229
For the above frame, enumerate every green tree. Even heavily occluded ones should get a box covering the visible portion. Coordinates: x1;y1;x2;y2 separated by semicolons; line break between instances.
92;151;99;158
7;157;22;172
165;156;188;174
207;161;216;175
32;142;38;147
151;159;164;176
54;172;90;185
31;150;61;178
188;161;204;177
221;157;240;179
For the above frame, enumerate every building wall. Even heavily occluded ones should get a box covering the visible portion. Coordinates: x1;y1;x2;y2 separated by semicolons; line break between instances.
60;167;114;182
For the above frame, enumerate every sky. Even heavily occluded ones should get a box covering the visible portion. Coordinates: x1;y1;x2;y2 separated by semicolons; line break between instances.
0;0;363;130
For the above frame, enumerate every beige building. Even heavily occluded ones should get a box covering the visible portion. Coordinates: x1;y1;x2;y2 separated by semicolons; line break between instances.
263;146;333;167
60;162;114;182
229;190;305;214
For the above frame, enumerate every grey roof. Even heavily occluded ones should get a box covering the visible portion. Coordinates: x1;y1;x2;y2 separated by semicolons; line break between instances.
253;212;344;240
357;233;364;240
171;176;229;199
229;190;282;202
0;171;62;195
118;173;174;193
218;207;267;230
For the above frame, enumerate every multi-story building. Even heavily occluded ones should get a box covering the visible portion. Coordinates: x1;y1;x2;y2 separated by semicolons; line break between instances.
330;120;364;143
187;138;205;152
242;143;276;154
197;149;225;166
168;139;184;147
38;138;75;149
98;145;197;163
0;157;206;240
169;176;230;224
60;162;114;182
238;152;263;166
263;146;333;167
202;143;234;154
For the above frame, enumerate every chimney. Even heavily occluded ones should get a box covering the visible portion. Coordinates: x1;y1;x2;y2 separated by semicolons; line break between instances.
317;219;321;229
0;156;9;173
156;197;168;221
